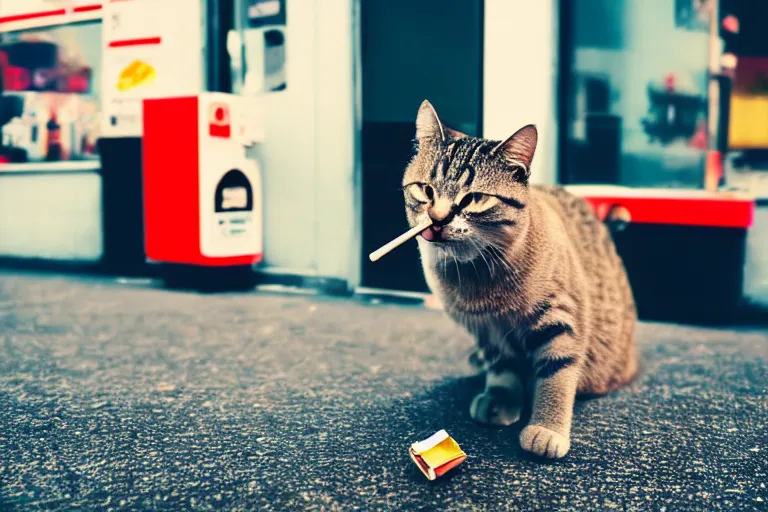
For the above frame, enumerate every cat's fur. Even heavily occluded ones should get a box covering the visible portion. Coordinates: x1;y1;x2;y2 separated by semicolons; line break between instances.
402;101;638;459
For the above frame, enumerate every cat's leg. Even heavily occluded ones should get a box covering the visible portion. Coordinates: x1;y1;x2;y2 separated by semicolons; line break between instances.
468;347;487;371
470;356;525;427
519;327;582;459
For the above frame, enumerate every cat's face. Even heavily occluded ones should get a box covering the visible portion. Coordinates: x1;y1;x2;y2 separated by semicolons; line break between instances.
402;100;538;263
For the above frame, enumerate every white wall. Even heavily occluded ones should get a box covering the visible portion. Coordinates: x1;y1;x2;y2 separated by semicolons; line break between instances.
484;0;559;186
312;0;359;285
244;0;358;284
0;173;103;260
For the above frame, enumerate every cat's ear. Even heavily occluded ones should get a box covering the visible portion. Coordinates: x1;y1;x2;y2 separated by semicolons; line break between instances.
415;100;468;143
416;100;445;142
492;124;538;180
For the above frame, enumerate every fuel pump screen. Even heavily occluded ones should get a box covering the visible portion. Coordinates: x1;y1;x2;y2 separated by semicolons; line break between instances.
214;170;254;240
222;187;248;210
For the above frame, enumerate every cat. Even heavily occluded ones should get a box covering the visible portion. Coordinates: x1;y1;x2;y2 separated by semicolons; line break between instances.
402;101;638;459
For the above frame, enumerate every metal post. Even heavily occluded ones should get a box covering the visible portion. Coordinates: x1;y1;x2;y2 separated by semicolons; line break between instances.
705;0;722;191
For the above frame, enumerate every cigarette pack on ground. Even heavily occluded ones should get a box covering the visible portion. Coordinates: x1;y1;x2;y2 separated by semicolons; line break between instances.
409;430;466;480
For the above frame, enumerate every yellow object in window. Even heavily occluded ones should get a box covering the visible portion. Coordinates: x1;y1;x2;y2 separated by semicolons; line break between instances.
117;60;156;91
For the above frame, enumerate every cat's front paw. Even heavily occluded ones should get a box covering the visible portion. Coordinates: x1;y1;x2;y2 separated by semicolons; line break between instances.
469;388;522;427
519;424;570;459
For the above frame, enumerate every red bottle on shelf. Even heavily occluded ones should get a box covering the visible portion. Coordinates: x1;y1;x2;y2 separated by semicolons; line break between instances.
45;109;62;161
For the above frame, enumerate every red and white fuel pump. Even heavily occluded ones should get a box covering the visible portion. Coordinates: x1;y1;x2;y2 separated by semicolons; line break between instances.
142;93;263;271
97;0;265;288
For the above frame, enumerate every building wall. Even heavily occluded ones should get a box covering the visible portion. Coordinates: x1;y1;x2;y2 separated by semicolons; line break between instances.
245;0;359;285
0;170;102;261
484;0;559;186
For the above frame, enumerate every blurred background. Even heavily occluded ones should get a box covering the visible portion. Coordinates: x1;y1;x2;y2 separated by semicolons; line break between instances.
0;0;766;324
1;3;767;509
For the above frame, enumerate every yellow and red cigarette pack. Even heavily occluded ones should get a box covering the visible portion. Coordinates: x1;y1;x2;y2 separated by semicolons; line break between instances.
409;430;466;480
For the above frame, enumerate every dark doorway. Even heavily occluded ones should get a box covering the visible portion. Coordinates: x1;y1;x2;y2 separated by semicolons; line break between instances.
360;0;484;291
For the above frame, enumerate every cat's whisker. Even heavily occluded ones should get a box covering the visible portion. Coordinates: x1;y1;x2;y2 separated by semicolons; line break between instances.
487;242;517;276
468;239;491;278
485;244;515;278
452;254;462;289
490;254;510;280
467;252;479;278
473;240;495;277
499;324;518;345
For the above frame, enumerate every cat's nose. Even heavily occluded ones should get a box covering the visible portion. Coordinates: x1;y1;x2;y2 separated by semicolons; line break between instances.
428;199;453;226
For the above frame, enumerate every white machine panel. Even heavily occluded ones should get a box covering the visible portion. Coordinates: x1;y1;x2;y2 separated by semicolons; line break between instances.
101;0;205;137
197;93;263;258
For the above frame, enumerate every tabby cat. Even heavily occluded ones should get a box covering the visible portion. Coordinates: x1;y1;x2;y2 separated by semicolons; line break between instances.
403;101;638;459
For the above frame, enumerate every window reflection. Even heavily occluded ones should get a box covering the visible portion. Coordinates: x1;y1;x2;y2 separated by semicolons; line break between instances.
0;22;101;165
563;0;711;188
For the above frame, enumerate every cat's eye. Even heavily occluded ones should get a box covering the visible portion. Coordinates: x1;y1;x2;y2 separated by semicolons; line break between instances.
457;192;500;214
458;193;482;210
405;183;434;203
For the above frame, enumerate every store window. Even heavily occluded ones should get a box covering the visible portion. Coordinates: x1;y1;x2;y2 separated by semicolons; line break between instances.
561;0;712;188
0;21;101;166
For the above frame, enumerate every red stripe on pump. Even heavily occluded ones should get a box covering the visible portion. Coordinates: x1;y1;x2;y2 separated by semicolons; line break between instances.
0;9;67;24
108;37;162;48
73;5;103;13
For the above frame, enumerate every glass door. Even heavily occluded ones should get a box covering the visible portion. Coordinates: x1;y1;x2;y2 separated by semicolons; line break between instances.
360;0;484;291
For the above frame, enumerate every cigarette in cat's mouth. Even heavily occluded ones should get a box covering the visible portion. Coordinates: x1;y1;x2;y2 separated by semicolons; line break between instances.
369;219;433;262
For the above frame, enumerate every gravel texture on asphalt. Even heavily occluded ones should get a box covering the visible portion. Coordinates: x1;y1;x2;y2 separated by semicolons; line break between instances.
1;273;767;511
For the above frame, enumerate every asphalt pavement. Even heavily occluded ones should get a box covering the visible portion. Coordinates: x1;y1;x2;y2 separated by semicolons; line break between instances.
1;272;767;511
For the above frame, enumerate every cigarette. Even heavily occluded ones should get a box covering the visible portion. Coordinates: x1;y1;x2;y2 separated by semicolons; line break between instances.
369;219;433;262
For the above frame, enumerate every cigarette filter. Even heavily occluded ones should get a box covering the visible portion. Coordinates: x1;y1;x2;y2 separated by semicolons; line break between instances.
409;430;466;480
